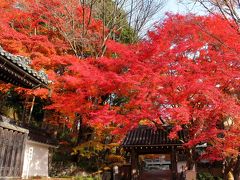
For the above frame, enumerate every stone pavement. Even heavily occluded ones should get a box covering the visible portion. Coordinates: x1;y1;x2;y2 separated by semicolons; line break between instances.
139;170;172;180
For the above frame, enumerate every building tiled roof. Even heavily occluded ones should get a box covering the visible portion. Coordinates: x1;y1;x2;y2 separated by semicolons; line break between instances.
0;46;49;88
122;126;187;147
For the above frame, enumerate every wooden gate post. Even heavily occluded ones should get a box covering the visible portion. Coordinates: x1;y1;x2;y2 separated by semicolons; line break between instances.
131;148;139;180
171;146;178;180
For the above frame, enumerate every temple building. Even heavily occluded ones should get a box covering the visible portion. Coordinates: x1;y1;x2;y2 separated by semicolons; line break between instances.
0;46;56;178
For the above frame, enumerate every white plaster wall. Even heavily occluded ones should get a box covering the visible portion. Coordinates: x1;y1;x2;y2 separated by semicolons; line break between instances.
177;161;187;173
22;140;49;178
177;161;196;173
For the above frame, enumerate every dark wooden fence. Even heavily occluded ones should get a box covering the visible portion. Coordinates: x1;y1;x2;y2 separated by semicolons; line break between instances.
0;121;28;177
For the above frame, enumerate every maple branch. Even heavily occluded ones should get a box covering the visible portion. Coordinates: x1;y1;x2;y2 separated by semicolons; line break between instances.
196;0;240;32
194;21;240;55
85;0;97;32
159;116;165;125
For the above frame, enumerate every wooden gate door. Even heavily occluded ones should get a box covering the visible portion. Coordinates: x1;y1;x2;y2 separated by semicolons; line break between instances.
0;121;28;177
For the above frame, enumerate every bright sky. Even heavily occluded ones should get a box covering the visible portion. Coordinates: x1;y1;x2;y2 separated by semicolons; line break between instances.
141;0;207;35
162;0;206;15
164;0;187;14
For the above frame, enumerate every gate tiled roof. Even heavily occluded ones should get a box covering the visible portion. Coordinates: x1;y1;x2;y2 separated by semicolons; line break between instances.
122;126;187;147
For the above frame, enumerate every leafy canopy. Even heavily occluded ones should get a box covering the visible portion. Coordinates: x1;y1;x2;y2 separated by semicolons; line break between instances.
0;0;239;162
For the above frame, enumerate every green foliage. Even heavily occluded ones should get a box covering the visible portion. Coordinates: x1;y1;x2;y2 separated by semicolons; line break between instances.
118;27;138;44
74;175;101;180
73;141;106;158
112;96;129;106
52;150;73;162
0;89;24;120
92;0;138;44
76;157;99;172
197;172;222;180
72;130;125;172
73;141;108;172
31;97;45;122
0;89;23;109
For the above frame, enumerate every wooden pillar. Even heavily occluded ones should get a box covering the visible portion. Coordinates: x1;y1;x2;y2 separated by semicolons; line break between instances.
171;146;178;180
131;148;138;180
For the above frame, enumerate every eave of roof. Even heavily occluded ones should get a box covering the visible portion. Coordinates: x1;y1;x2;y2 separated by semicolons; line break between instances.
0;46;49;88
0;121;29;134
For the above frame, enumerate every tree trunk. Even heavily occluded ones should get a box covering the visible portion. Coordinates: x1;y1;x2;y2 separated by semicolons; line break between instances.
233;156;240;180
77;115;83;144
186;149;195;170
223;156;240;180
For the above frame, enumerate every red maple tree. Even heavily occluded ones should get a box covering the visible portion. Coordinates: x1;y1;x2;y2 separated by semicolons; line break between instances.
0;0;107;127
1;0;240;176
48;14;240;176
